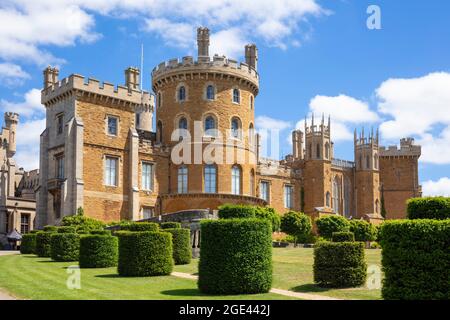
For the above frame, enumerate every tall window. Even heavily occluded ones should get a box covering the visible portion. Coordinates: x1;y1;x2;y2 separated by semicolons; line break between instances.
260;181;270;202
284;185;293;209
206;85;215;100
142;162;153;191
178;117;188;139
56;155;64;179
231;117;241;139
178;86;186;101
143;207;154;219
366;155;370;169
105;156;118;186
250;170;255;196
316;144;321;158
204;116;216;136
204;165;217;193
107;116;118;136
325;143;330;159
326;192;331;207
157;121;163;143
178;166;188;194
20;214;30;234
135;113;140;128
332;177;340;214
249;123;255;146
157;92;162;108
231;165;241;195
233;88;240;104
374;154;379;169
57;114;63;135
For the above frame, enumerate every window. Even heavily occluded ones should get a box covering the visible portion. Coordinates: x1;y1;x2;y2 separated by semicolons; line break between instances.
309;144;312;159
284;185;293;209
178;166;188;194
206;85;215;100
374;154;379;169
233;88;240;104
157;92;162;108
249;123;255;146
107;116;118;136
56;155;64;179
143;207;154;219
375;199;380;214
204;165;217;193
157;121;163;143
250;96;254;109
326;192;331;207
325;143;330;159
260;181;270;202
344;178;351;218
105;156;118;186
231;165;241;195
141;162;153;191
204;116;216;136
178;86;186;102
20;214;30;234
366;155;370;169
57;114;63;135
136;113;140;127
178;117;188;139
316;144;321;159
250;170;255;196
231;117;241;139
332;178;340;214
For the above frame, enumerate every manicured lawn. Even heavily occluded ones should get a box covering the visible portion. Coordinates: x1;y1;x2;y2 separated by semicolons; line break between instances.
174;248;383;300
0;255;293;300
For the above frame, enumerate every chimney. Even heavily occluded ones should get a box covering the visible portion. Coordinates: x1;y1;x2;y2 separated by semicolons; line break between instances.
245;44;258;70
197;27;210;59
292;130;304;160
43;66;59;89
125;67;140;90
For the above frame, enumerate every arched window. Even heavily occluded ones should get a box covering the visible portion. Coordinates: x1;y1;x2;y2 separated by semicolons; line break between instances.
204;165;217;193
178;117;188;139
204;116;216;136
326;192;331;207
374;154;379;169
325;142;330;159
206;85;215;100
157;92;162;108
309;144;312;159
366;155;370;169
316;144;321;159
233;88;240;104
231;165;241;195
177;166;188;194
157;121;163;143
359;154;363;169
231;117;241;139
248;123;255;146
250;169;255;196
375;199;380;214
332;177;340;214
178;86;186;102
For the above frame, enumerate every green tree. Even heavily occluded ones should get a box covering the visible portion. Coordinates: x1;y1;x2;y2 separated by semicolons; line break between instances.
255;207;281;232
280;211;312;246
316;215;350;240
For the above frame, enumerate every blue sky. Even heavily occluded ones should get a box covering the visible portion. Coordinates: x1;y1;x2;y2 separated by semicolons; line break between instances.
0;0;449;195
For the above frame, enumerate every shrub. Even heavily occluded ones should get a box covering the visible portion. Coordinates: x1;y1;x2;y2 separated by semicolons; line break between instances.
120;222;159;232
20;234;37;254
407;197;450;220
61;215;105;232
316;215;350;240
117;231;173;277
30;230;40;234
332;232;355;242
160;222;181;229
164;228;191;265
57;226;77;234
349;220;377;242
198;219;272;294
79;235;118;268
380;219;449;300
43;225;58;232
50;233;80;262
36;231;57;257
280;211;312;245
255;207;281;232
90;230;111;236
314;242;367;288
218;204;256;219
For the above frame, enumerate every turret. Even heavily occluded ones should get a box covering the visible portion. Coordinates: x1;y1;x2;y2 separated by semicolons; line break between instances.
354;127;379;171
304;114;332;161
125;67;140;90
197;27;210;59
43;66;59;89
292;130;304;160
245;44;258;71
4;112;19;157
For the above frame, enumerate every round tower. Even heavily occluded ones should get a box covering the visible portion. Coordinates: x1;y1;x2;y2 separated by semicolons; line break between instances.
151;27;263;213
4;112;19;157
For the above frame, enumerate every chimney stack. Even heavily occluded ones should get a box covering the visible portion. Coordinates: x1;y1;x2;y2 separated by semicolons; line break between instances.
197;27;210;59
125;67;140;90
43;66;59;89
245;44;258;70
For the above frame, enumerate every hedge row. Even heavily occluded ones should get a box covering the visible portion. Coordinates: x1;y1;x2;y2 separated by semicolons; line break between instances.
332;232;355;242
50;233;80;262
314;242;367;288
120;222;159;232
218;204;281;232
164;228;191;265
198;219;272;294
79;235;118;268
160;222;181;229
380;219;449;300
36;231;57;257
20;234;37;254
407;197;450;220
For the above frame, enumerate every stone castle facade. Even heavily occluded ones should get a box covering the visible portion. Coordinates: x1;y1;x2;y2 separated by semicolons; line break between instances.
30;27;421;228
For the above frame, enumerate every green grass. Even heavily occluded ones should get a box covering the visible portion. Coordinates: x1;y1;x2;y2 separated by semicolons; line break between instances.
173;248;383;300
0;255;293;300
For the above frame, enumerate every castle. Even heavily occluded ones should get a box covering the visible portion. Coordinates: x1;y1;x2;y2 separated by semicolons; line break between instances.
1;27;422;235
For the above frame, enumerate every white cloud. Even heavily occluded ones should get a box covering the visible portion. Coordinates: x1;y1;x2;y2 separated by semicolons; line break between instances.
422;177;450;197
15;118;46;170
143;19;195;49
256;116;291;132
256;116;291;159
0;88;44;118
418;126;450;165
210;28;248;58
0;63;30;87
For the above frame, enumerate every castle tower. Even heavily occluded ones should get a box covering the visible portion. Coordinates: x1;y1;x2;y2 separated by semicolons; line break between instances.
43;66;59;89
292;130;304;160
354;128;381;218
245;44;258;71
152;26;261;214
379;138;421;219
303;115;333;214
125;67;140;90
4;112;19;158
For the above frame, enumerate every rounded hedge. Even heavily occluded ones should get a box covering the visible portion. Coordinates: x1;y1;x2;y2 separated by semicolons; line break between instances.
316;215;350;240
255;207;281;232
198;218;272;295
120;222;159;232
57;226;77;234
332;231;355;242
407;197;450;220
43;225;58;232
218;204;256;219
160;222;181;229
79;235;118;268
36;231;57;257
90;230;111;236
280;211;312;243
314;242;367;288
349;220;377;242
164;228;191;265
20;234;37;254
117;231;173;277
380;219;449;300
50;233;80;262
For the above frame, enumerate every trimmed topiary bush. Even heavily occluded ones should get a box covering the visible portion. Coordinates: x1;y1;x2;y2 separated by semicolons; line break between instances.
61;215;105;232
36;231;57;257
380;219;450;300
407;197;450;220
314;241;367;288
57;226;77;234
349;220;377;242
160;222;181;229
79;234;118;268
332;231;355;242
120;222;159;232
199;218;272;294
90;230;111;236
164;228;191;265
20;233;37;254
280;211;312;245
255;207;281;232
218;204;256;219
50;233;80;262
316;215;351;240
117;231;173;277
43;225;58;232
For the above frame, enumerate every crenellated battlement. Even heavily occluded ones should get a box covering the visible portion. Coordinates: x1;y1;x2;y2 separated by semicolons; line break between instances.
41;73;153;110
379;138;421;157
